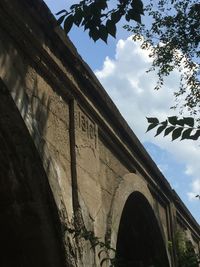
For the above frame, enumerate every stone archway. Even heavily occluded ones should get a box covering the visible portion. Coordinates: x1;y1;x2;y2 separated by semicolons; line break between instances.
115;191;170;267
109;173;170;267
0;80;65;267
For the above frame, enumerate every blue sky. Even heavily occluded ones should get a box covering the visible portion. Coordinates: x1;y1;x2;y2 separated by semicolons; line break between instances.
44;0;200;223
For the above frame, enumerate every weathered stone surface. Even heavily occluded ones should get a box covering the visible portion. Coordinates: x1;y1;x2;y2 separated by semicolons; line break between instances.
0;0;199;266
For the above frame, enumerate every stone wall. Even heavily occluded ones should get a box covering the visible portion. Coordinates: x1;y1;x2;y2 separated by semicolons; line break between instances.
0;1;199;266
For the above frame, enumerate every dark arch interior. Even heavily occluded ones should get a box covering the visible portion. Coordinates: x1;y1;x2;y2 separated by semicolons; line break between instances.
116;191;170;267
0;80;65;267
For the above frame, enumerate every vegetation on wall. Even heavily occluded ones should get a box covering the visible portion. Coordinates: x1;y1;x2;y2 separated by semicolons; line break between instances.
175;230;199;267
62;223;116;266
55;0;200;265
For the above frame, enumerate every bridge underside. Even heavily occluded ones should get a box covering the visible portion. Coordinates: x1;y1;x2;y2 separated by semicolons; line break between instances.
0;82;65;267
116;192;170;267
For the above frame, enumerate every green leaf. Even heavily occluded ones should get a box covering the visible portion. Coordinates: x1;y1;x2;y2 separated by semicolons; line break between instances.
70;4;79;10
89;27;100;42
73;9;83;26
172;127;183;141
161;120;167;126
83;20;92;30
56;9;67;16
176;119;185;126
147;117;159;124
183;117;194;127
189;129;200;140
64;15;74;34
168;116;178;125
57;14;67;25
126;9;141;23
164;126;175;136
111;11;122;23
98;0;107;10
146;123;158;132
83;4;92;17
90;4;101;16
155;124;166;136
131;0;144;15
181;128;193;140
106;20;116;38
99;25;108;43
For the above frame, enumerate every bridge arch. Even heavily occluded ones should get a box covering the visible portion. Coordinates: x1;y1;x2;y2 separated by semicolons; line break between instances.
110;173;170;267
0;80;65;267
115;191;170;266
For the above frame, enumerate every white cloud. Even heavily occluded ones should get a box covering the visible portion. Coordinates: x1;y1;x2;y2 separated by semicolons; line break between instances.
96;56;115;79
188;180;200;200
95;37;200;202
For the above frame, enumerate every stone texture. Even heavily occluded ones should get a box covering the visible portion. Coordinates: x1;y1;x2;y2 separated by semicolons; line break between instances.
0;0;199;266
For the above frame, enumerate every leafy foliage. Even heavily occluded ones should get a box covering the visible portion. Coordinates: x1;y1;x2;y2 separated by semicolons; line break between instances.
125;0;200;115
56;0;144;43
126;0;200;139
64;224;116;266
175;230;200;267
57;0;200;141
146;116;200;141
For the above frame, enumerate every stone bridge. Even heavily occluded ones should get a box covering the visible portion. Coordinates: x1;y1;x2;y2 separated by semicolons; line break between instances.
0;1;199;266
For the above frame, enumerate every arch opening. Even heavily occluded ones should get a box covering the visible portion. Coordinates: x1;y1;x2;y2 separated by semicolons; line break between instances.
0;81;65;267
115;191;170;267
